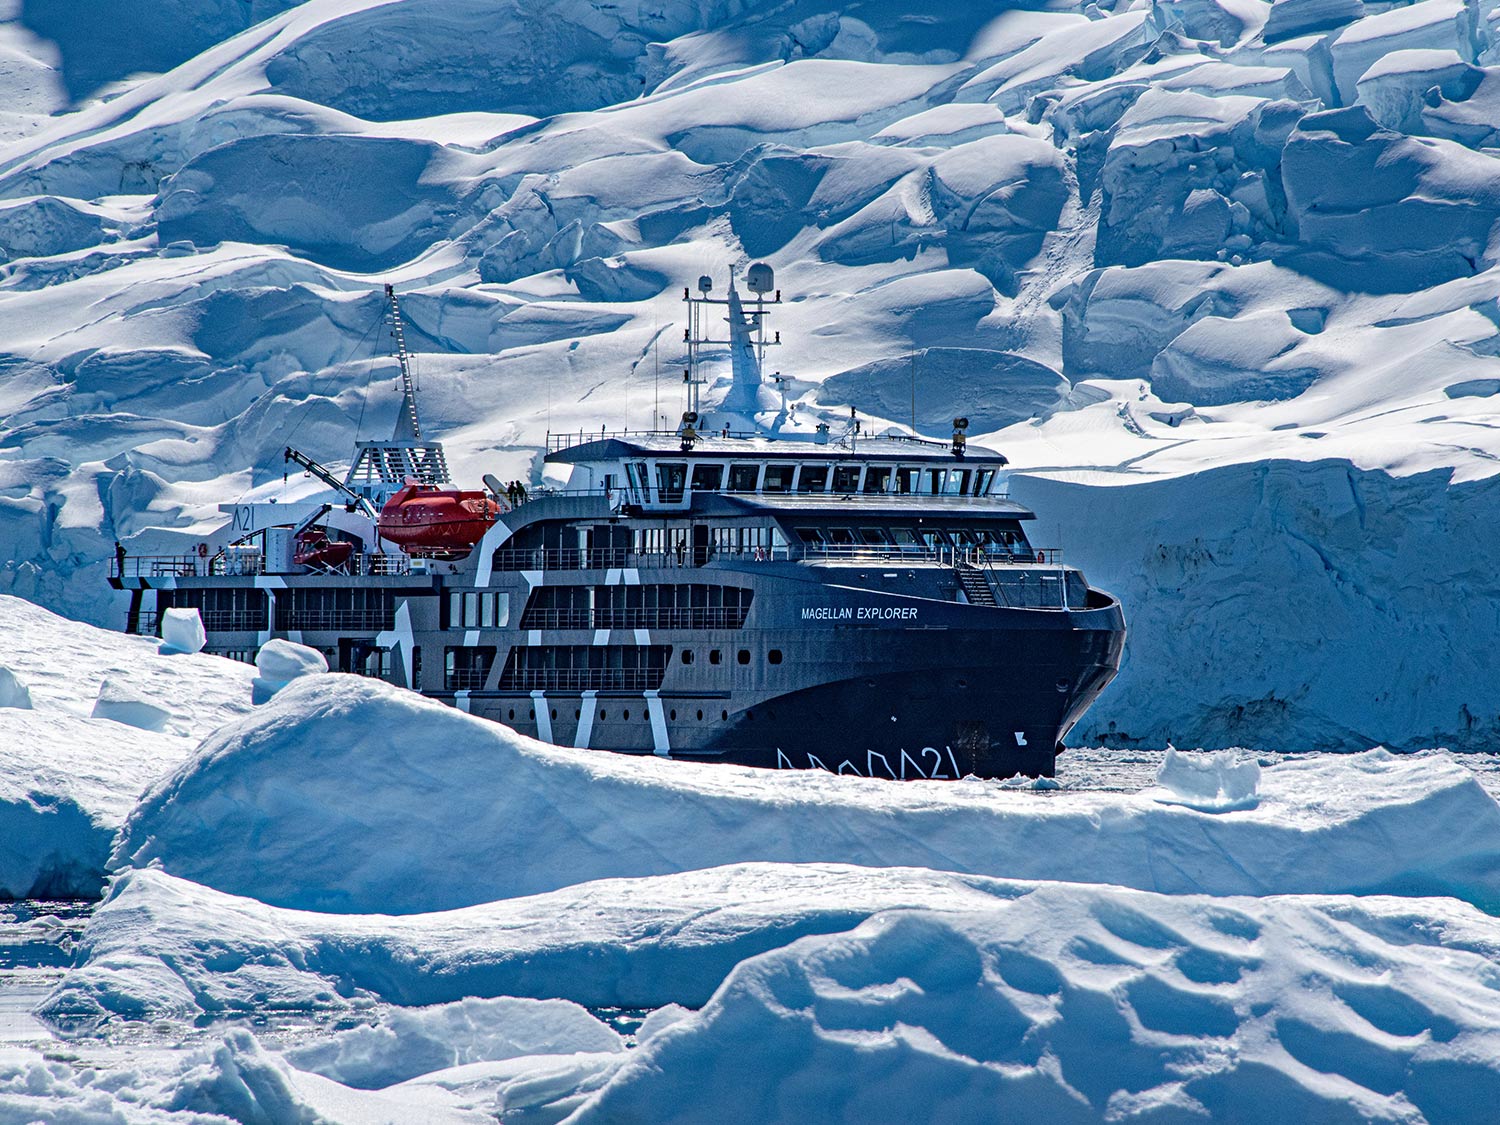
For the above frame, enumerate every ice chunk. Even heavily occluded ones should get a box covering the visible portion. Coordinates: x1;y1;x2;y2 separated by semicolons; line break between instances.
1329;0;1475;106
158;607;206;655
90;676;172;733
1151;748;1262;810
1262;0;1363;44
1150;308;1322;404
284;997;623;1089
253;639;328;705
0;666;32;709
1356;48;1480;133
1280;105;1500;291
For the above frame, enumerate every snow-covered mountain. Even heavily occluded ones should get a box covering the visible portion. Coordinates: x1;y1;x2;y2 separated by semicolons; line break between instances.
1;0;1497;750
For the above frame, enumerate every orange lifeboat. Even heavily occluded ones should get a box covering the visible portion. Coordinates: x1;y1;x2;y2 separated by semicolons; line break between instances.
378;482;500;557
294;529;355;571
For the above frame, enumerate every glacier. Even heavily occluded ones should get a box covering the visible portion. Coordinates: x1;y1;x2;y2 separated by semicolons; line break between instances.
0;0;1497;750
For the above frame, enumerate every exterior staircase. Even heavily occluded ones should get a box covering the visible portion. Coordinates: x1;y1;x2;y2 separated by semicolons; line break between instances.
955;563;997;606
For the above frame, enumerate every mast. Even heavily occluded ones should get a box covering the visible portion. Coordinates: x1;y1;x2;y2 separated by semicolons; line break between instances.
342;284;451;499
681;263;782;428
387;283;422;443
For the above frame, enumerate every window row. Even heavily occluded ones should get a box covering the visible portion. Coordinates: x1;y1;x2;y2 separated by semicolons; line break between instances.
631;460;1000;500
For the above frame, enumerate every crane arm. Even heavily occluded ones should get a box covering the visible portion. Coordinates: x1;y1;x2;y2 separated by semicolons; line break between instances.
284;447;380;519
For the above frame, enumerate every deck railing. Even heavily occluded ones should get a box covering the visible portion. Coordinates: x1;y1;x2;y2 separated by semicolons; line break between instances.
111;552;411;580
491;544;1059;571
496;668;667;692
518;607;751;631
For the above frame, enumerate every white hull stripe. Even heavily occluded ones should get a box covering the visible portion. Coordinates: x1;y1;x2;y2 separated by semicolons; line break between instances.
646;690;670;756
531;690;552;742
574;689;598;749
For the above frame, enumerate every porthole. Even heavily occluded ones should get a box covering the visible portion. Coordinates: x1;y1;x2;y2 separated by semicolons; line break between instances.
600;710;606;720
747;710;754;721
956;679;968;689
574;709;580;719
721;709;728;721
681;650;694;664
670;709;677;720
623;709;631;720
709;650;722;665
528;708;535;719
508;709;515;720
1056;679;1071;693
768;649;783;665
551;708;557;720
737;649;750;665
696;709;703;720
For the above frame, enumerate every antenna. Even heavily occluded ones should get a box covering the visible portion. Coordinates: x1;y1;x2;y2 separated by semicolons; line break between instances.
681;262;781;429
385;283;421;442
910;349;916;436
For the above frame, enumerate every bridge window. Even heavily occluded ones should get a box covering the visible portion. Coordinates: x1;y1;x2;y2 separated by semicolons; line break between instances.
656;462;687;503
948;470;970;495
828;527;856;545
859;527;889;544
976;469;996;495
832;465;861;493
794;527;824;544
764;464;794;492
864;466;892;493
924;469;948;494
691;464;724;491
728;464;760;491
896;467;920;494
796;465;829;492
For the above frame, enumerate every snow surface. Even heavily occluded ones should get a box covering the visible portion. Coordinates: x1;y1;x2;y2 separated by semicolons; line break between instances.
0;0;1497;751
114;676;1500;914
0;594;254;898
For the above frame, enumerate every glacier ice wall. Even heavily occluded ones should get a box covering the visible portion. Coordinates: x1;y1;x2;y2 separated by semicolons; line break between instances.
1;0;1498;749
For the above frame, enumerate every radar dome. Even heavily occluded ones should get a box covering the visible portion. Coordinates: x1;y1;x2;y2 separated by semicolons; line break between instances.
746;262;774;295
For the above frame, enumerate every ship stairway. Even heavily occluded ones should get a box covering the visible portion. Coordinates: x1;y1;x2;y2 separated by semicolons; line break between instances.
955;562;998;606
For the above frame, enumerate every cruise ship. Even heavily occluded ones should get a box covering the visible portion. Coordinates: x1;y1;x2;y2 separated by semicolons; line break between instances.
109;269;1125;778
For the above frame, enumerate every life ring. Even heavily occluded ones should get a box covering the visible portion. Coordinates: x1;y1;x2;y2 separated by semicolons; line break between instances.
197;543;209;558
1034;550;1045;564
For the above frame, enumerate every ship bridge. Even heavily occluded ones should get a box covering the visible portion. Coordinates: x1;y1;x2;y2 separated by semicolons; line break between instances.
545;429;1013;513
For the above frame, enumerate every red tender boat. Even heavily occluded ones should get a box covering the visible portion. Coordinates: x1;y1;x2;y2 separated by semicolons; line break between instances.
378;482;500;556
294;529;356;571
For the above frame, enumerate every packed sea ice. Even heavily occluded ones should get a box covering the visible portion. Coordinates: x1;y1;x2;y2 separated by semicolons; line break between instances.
0;599;1496;1121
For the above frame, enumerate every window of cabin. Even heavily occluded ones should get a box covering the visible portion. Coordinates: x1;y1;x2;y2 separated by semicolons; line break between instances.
896;467;920;494
691;464;724;492
656;462;687;502
924;469;947;494
859;527;890;544
976;469;996;495
828;527;856;545
763;464;795;492
728;463;760;491
891;527;920;545
864;466;892;493
796;465;829;492
948;470;971;495
626;461;649;498
831;465;861;493
920;528;950;548
794;527;825;544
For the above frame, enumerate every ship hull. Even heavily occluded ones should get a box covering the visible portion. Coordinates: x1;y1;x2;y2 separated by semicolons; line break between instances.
463;608;1123;778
